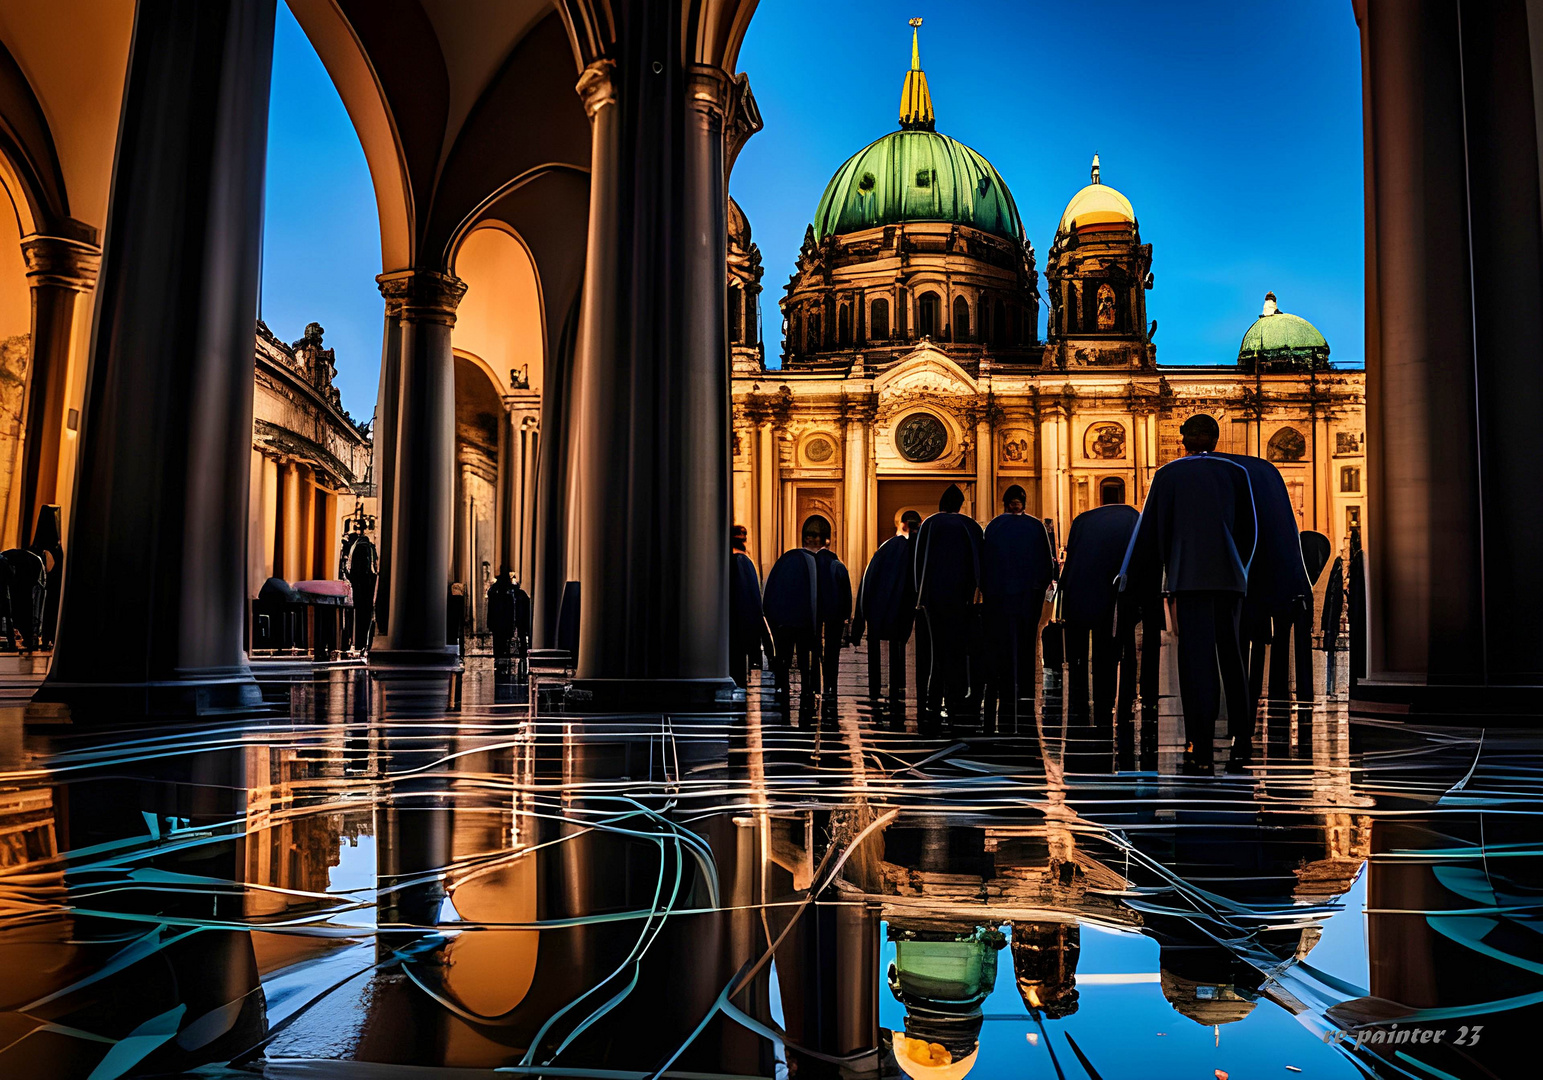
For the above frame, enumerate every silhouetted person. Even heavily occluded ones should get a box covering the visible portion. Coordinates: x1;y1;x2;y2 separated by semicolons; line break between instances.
763;524;822;700
1348;526;1365;688
1298;530;1332;697
981;484;1056;730
851;509;921;704
729;524;768;688
1216;452;1313;717
1061;491;1139;726
1321;553;1344;694
0;548;44;651
28;505;63;649
340;529;378;650
805;515;853;696
512;576;531;661
1121;414;1256;774
914;484;984;719
487;570;518;661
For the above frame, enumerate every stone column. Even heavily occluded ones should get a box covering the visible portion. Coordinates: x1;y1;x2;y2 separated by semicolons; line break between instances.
565;25;739;707
974;406;994;523
1356;0;1543;706
371;269;466;667
519;418;539;590
33;0;275;719
495;404;515;573
755;417;778;573
17;232;100;540
371;304;403;634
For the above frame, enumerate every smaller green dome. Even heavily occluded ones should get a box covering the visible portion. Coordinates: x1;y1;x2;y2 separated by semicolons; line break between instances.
1237;293;1329;368
812;130;1023;241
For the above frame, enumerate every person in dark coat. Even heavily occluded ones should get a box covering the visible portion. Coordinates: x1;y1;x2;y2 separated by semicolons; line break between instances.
512;577;532;660
851;510;921;704
1296;531;1332;699
1060;492;1140;726
0;549;45;651
763;522;822;700
980;485;1056;730
807;516;853;696
28;505;63;649
729;525;768;688
340;530;379;651
1215;452;1314;713
1321;553;1344;694
487;570;518;661
914;484;984;719
1121;414;1257;774
1348;526;1365;689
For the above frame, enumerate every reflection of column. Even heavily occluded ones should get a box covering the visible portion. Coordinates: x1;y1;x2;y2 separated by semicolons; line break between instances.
567;41;736;703
372;269;466;665
17;232;100;544
35;0;275;718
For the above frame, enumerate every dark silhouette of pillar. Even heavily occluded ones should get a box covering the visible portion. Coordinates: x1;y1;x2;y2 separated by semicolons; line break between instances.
17;230;99;541
370;305;403;637
370;269;466;668
1355;0;1543;711
565;7;738;707
533;296;579;649
32;0;274;719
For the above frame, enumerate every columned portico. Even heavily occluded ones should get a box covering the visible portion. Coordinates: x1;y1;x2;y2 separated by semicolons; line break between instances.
32;0;275;719
371;269;466;668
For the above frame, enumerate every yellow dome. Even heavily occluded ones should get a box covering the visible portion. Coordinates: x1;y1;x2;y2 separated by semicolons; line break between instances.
892;1034;980;1080
1057;156;1136;235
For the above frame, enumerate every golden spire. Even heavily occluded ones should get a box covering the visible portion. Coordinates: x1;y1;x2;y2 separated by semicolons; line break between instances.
899;17;935;131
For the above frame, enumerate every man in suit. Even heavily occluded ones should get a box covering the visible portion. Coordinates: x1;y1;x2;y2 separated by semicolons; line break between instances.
914;484;984;720
1213;452;1314;715
1121;414;1257;774
1321;550;1345;694
981;485;1057;730
763;528;820;701
729;525;768;688
1296;531;1333;701
1061;488;1140;727
806;515;853;697
851;510;921;705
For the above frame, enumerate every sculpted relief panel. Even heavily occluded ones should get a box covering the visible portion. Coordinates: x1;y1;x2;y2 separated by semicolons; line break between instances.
1085;422;1126;460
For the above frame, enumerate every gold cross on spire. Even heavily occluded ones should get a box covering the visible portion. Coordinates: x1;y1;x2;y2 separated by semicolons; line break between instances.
900;17;934;130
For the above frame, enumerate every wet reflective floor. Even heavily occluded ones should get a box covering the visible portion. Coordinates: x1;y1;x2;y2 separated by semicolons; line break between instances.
0;648;1539;1079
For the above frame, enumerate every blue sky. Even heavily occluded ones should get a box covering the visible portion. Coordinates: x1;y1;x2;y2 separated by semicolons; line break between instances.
261;0;1364;417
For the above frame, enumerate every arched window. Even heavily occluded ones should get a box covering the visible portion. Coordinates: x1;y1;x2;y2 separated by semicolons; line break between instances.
1099;476;1127;505
1341;466;1361;492
994;299;1007;347
727;284;742;344
953;295;970;342
838;303;852;346
806;310;822;353
918;291;941;338
980;298;992;344
1268;426;1307;462
870;297;890;340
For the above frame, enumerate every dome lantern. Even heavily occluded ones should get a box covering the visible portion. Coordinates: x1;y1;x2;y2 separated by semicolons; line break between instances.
1237;291;1330;372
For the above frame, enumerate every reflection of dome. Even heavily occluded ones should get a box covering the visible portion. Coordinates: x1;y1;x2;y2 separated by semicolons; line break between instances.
1057;155;1136;234
893;1033;979;1080
1238;292;1329;368
811;21;1022;241
1160;970;1259;1027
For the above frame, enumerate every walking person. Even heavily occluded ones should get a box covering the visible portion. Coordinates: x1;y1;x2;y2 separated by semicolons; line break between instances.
1121;414;1257;774
729;525;768;689
851;510;921;707
914;484;984;721
1060;489;1140;727
980;485;1056;731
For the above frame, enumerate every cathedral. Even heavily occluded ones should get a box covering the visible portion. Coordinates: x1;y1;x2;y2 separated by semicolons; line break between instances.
729;24;1366;583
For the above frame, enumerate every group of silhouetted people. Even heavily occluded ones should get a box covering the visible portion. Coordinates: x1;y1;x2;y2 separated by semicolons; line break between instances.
728;411;1353;774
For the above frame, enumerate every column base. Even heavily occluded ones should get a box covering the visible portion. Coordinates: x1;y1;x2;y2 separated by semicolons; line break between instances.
368;646;463;672
562;676;743;713
25;668;265;725
1351;678;1543;721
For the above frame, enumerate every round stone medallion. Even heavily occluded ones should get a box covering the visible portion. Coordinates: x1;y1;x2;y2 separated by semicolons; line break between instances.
805;436;835;463
895;413;947;463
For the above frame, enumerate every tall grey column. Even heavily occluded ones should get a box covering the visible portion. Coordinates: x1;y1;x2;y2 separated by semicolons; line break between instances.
1355;0;1543;711
566;8;736;707
33;0;274;719
370;269;466;668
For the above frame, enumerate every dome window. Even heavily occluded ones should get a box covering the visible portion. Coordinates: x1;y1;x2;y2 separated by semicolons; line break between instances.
858;172;876;193
915;168;935;188
978;175;991;197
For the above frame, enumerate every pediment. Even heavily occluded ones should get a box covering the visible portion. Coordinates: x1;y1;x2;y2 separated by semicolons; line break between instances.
873;345;978;399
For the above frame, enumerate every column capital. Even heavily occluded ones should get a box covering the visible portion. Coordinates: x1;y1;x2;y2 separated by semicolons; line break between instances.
377;268;467;325
576;59;617;119
686;64;733;122
21;234;102;291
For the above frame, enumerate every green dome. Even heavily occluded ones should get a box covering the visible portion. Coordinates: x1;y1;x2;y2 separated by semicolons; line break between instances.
1237;294;1329;367
812;130;1023;241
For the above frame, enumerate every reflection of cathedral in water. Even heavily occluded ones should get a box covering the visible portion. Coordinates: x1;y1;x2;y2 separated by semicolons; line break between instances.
730;24;1365;583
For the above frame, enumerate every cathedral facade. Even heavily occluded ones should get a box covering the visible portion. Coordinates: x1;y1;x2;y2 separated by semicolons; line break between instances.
729;26;1365;582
